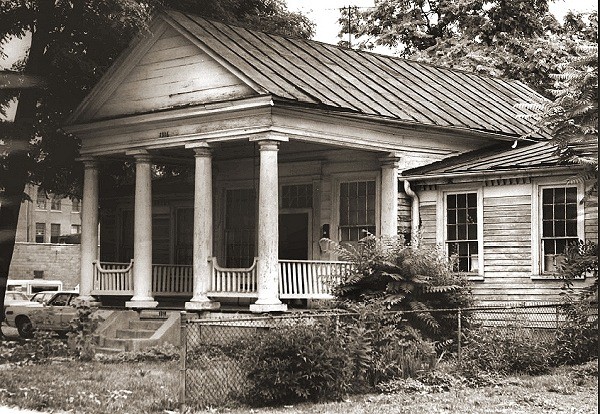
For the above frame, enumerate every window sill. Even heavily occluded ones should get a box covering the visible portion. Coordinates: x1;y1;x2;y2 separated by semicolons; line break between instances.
466;275;484;281
530;275;586;281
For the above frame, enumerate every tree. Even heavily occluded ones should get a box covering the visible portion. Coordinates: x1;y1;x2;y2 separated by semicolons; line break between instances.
0;0;313;338
338;0;597;97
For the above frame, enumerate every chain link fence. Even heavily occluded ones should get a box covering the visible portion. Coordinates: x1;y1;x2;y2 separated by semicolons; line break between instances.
179;302;597;409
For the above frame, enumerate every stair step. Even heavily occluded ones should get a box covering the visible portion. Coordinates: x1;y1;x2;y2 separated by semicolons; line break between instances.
101;337;132;351
129;320;164;330
116;328;155;339
95;347;125;355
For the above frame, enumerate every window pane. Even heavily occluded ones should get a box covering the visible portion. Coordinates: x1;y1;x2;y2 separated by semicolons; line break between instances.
565;220;577;237
542;221;554;237
555;188;566;204
447;225;456;240
554;221;565;237
542;188;553;205
467;193;477;206
468;224;477;240
457;194;466;208
554;205;565;219
447;195;456;208
566;187;577;203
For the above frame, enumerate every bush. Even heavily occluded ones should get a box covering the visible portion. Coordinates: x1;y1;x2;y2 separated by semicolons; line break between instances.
67;302;102;361
461;327;552;376
330;235;473;343
0;331;71;364
240;317;369;406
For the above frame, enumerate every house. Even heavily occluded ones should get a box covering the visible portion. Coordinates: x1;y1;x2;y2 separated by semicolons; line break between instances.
62;11;596;313
402;141;597;306
8;184;81;289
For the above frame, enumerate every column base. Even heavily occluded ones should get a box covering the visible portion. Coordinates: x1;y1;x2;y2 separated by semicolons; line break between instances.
185;300;221;311
249;302;288;313
126;300;158;309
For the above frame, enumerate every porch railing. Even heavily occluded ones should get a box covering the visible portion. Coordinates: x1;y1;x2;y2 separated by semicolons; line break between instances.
90;258;350;300
208;257;258;297
152;264;193;296
92;260;134;295
278;259;351;299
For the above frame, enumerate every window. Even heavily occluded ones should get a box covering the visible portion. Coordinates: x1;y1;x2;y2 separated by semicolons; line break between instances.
71;224;81;234
175;208;193;265
225;189;256;268
35;223;45;243
541;187;579;273
36;188;47;210
50;195;61;211
281;184;313;209
339;180;376;242
50;223;61;243
446;193;479;273
72;198;81;213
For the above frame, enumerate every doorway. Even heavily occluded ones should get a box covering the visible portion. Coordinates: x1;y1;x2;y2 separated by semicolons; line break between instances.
279;213;309;260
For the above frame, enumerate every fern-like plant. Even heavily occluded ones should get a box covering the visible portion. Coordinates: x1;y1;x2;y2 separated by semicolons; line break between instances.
330;234;472;339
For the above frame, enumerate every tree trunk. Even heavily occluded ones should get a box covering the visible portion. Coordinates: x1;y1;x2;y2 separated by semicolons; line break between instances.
0;0;52;338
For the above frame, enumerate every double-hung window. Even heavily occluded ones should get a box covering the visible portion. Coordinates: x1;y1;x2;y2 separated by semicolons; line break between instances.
540;186;580;273
338;180;376;243
444;192;481;274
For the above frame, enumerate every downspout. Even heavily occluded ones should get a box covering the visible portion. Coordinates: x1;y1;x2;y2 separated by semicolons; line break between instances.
403;180;420;247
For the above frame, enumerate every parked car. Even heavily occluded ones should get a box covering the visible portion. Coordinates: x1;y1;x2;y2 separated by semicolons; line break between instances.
3;291;32;317
29;291;58;305
4;291;79;338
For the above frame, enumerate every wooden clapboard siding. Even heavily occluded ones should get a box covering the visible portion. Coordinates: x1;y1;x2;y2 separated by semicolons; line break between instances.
585;201;598;242
94;26;255;119
398;191;411;234
419;202;437;246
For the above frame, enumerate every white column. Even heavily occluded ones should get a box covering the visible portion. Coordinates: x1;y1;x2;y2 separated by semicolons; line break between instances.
380;155;400;238
126;150;157;308
186;145;220;311
79;158;99;302
250;139;287;313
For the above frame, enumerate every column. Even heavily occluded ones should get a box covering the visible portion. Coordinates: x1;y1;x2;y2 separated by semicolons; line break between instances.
380;155;400;238
186;145;220;311
126;150;158;308
79;158;99;302
249;139;287;313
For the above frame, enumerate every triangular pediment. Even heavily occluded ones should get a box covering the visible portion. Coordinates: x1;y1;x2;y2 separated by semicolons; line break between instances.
71;18;257;123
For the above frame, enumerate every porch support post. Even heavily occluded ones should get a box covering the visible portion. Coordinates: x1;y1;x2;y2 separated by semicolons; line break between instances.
249;137;287;313
380;154;400;238
79;158;99;302
186;144;220;311
126;150;158;309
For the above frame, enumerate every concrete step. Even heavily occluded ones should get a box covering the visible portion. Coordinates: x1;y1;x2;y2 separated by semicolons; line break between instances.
116;328;155;339
95;347;125;355
100;337;131;351
129;320;164;330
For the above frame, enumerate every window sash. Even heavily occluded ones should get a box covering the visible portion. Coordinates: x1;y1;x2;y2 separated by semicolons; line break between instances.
339;180;376;242
445;192;478;273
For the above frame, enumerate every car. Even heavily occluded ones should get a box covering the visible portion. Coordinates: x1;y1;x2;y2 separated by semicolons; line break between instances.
30;291;58;305
4;291;79;338
3;291;32;310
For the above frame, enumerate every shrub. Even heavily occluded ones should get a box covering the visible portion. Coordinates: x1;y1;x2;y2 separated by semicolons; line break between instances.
461;327;552;376
240;317;369;406
331;235;473;343
0;331;70;364
68;302;102;361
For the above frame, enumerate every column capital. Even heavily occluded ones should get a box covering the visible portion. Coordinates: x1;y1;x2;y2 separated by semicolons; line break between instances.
193;146;212;158
79;157;99;169
379;153;401;169
126;149;152;163
249;132;288;146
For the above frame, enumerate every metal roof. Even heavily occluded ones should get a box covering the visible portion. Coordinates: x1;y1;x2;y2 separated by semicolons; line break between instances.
166;10;547;138
402;141;564;177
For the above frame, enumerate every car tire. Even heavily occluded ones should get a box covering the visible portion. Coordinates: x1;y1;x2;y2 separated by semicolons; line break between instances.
16;316;34;339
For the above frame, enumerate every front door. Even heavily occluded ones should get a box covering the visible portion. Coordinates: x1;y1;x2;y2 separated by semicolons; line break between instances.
279;213;309;260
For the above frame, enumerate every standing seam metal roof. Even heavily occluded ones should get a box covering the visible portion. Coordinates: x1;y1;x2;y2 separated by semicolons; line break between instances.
165;10;546;138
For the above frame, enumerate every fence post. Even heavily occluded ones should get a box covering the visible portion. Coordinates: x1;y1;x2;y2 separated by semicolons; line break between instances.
179;311;188;412
457;308;462;367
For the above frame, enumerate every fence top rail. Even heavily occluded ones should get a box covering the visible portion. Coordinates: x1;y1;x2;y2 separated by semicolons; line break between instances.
210;257;258;272
186;311;359;325
94;260;134;272
152;263;193;268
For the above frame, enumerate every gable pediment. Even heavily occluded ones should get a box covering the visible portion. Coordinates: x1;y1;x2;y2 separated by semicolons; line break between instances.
71;19;258;123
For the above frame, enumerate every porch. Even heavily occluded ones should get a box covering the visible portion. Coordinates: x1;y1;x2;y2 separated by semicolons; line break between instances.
91;259;352;301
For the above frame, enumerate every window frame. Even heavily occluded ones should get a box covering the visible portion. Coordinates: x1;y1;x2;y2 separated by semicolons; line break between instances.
50;223;61;244
50;195;62;211
531;181;585;278
35;223;46;243
436;186;484;280
36;188;47;210
332;172;380;245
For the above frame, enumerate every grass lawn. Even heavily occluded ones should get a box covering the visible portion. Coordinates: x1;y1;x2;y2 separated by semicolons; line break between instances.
0;359;597;414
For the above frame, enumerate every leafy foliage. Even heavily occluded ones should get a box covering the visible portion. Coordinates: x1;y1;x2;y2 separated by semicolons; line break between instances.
67;302;102;361
461;327;553;376
331;235;472;339
339;1;597;97
240;317;368;406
